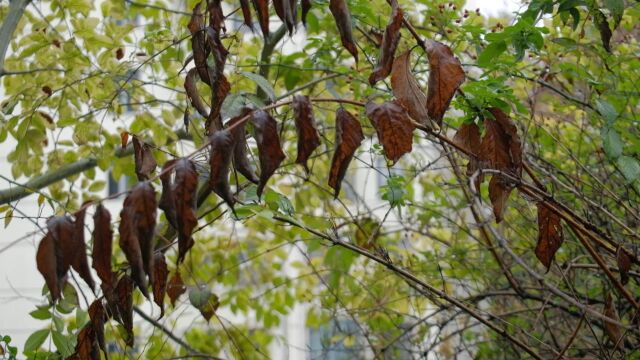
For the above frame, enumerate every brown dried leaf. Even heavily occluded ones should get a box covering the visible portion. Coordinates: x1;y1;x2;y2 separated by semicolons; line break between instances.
120;131;129;150
329;108;364;197
616;246;632;286
228;108;260;184
488;176;514;223
118;182;157;297
132;137;157;181
368;0;403;85
301;0;312;26
604;293;623;349
36;232;63;301
184;68;210;118
252;0;270;38
70;324;100;360
240;0;253;30
453;123;483;190
293;95;321;173
115;275;134;346
87;300;107;357
329;0;358;62
595;10;612;53
391;51;432;128
425;41;465;125
167;272;186;307
42;85;52;97
174;159;199;264
365;100;415;164
480;108;522;178
209;130;236;208
274;0;296;34
152;252;168;318
535;202;564;270
158;160;178;230
71;207;95;291
252;110;286;198
188;3;211;85
116;47;124;60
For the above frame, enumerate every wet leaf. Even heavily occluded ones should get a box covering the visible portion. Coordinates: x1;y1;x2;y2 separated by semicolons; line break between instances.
535;203;563;270
603;293;623;349
252;110;286;198
292;95;320;173
391;51;432;128
239;0;253;30
167;272;186;307
209;130;236;208
368;0;403;85
118;182;157;297
252;0;270;38
329;0;358;62
185;68;210;118
132;137;157;181
228;108;260;184
152;252;168;318
616;246;632;285
329;108;364;197
71;207;95;291
114;275;134;347
425;40;465;125
173;159;199;264
365;100;415;164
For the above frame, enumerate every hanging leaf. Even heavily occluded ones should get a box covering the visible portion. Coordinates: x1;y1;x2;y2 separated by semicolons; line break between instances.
167;272;186;307
594;10;612;53
87;300;107;357
390;51;433;128
292;95;321;173
273;0;296;34
252;110;286;198
535;203;564;270
329;108;364;197
603;293;624;349
36;232;63;301
329;0;358;62
184;68;210;118
488;176;514;223
69;325;99;360
365;100;415;164
425;40;465;125
301;0;312;26
158;160;178;230
152;253;168;318
173;159;199;264
453;123;483;189
368;0;403;85
70;207;95;291
616;246;632;286
114;275;134;347
228;108;260;184
189;287;219;322
252;0;270;38
239;0;253;30
187;3;212;85
239;71;276;103
132;137;157;181
120;131;129;150
209;130;236;208
480;108;522;177
118;182;157;297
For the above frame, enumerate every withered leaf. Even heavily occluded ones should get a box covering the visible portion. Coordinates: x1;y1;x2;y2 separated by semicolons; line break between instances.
329;108;364;197
425;40;465;125
604;293;624;349
535;202;563;270
36;232;63;301
158;160;178;230
115;275;134;347
293;95;321;173
594;10;612;53
188;3;211;85
453;123;483;189
329;0;358;63
70;324;100;360
488;176;514;223
87;300;107;357
116;47;124;60
132;137;157;181
71;207;95;291
119;182;157;297
152;252;168;318
252;0;270;38
228;108;260;184
365;100;415;164
274;0;296;34
616;246;632;286
167;272;186;307
480;108;522;178
209;130;236;208
252;110;286;198
173;159;199;264
120;131;129;150
239;0;253;30
301;0;312;26
391;51;432;128
184;68;210;118
368;0;403;85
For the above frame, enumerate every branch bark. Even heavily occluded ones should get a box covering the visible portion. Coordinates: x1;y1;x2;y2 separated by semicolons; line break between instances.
0;0;31;77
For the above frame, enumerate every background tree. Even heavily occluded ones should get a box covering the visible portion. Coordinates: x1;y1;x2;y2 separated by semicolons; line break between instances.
1;0;640;359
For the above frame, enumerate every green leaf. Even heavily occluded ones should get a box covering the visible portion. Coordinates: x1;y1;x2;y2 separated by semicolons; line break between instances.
4;209;12;228
478;41;507;67
189;287;212;309
324;246;358;289
23;329;49;353
604;0;624;25
601;127;623;159
29;308;51;320
51;331;74;358
596;99;618;124
617;156;640;183
239;72;276;102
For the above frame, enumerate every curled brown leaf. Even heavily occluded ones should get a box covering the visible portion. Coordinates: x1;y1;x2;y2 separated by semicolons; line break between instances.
329;108;364;197
252;0;270;38
425;40;465;125
390;51;432;128
329;0;358;62
535;202;564;270
167;272;186;307
616;246;632;286
240;0;253;30
115;274;134;346
71;207;95;291
292;95;321;173
132;137;157;181
369;0;403;85
158;160;178;230
87;300;107;357
365;100;415;164
252;110;286;198
603;293;624;349
228;108;260;184
36;232;63;301
152;252;169;318
301;0;312;26
173;159;199;264
184;68;210;118
209;130;236;208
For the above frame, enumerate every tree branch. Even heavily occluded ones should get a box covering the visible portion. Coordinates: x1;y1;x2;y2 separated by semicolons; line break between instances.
0;0;31;77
